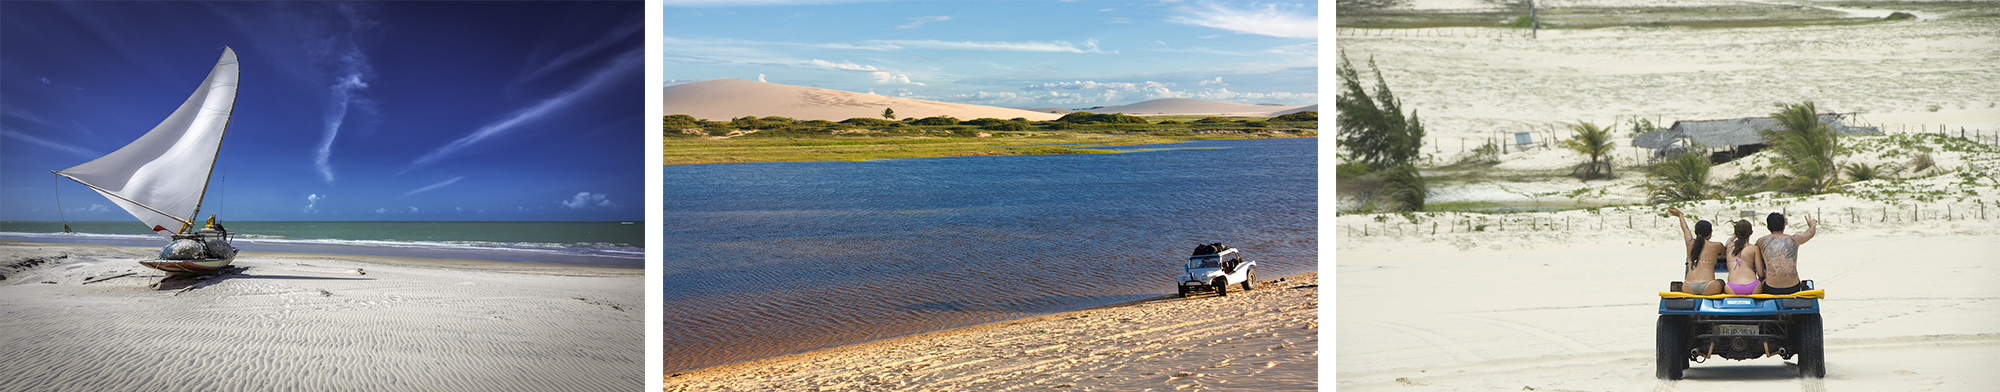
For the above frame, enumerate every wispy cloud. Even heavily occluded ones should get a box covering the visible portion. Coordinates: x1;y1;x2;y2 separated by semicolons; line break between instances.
853;39;1110;53
894;16;950;29
665;0;885;6
305;194;325;213
805;59;878;71
218;2;383;185
2;129;101;159
1198;77;1226;86
407;49;641;172
402;176;464;197
872;72;924;86
39;77;51;84
1167;2;1316;39
518;18;643;86
560;192;619;209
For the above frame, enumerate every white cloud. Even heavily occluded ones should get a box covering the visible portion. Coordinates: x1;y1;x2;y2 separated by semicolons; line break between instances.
894;16;950;29
1267;42;1318;55
758;74;767;82
408;49;641;171
560;192;620;209
871;72;925;86
852;39;1109;54
1022;80;1174;93
1;129;100;159
1167;2;1316;38
305;194;325;213
67;204;112;213
39;77;51;84
805;59;879;71
1198;77;1226;86
666;78;698;84
375;208;389;214
409;206;419;213
402;176;465;197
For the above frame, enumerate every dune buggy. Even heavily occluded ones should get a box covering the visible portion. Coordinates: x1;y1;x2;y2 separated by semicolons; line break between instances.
1177;243;1257;298
1657;279;1825;379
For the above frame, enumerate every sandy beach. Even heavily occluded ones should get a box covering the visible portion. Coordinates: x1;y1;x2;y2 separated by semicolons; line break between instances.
663;273;1318;391
0;241;643;391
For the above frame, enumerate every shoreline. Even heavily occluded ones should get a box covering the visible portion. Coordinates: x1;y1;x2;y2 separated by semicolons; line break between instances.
665;272;1319;391
0;233;645;268
663;133;1314;165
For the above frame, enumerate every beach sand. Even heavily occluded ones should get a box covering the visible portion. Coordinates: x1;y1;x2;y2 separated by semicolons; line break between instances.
664;272;1319;391
0;241;643;391
1335;212;2000;390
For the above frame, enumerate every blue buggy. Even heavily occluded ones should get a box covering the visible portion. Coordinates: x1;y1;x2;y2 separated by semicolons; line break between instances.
1657;279;1826;379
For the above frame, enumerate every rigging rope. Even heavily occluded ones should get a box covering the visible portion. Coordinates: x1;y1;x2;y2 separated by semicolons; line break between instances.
54;173;70;233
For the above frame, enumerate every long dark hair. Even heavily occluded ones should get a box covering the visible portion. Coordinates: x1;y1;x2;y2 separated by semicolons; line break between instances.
1688;220;1713;265
1731;220;1753;258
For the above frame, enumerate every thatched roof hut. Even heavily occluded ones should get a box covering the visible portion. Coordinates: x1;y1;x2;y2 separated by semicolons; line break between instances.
1633;114;1881;151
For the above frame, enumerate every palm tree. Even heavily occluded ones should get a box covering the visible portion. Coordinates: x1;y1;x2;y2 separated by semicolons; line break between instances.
1762;101;1843;194
883;108;896;120
1643;149;1716;203
1559;121;1616;181
1376;163;1427;211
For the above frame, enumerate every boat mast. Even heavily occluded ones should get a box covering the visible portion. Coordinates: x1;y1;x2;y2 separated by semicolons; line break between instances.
185;46;238;232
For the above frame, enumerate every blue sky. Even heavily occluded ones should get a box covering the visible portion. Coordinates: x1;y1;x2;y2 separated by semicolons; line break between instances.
1;2;643;222
664;0;1317;108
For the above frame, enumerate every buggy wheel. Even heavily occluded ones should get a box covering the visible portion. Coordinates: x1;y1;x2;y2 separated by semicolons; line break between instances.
1213;277;1228;297
1178;285;1189;298
1242;269;1256;291
1657;315;1689;380
1796;314;1825;378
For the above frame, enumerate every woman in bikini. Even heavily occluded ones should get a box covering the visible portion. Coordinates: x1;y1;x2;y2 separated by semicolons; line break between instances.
1722;220;1764;294
1668;208;1724;295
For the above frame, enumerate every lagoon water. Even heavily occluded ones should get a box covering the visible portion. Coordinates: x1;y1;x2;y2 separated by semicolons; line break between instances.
663;137;1317;373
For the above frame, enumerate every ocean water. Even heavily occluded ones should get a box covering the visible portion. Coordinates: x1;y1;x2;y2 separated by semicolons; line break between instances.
0;221;643;267
663;137;1317;373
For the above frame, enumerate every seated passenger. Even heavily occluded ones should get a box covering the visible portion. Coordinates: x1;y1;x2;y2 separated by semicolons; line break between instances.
1669;208;1724;295
1722;220;1763;295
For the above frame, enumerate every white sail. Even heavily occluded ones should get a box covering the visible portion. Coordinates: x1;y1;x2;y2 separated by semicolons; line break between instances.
57;47;239;238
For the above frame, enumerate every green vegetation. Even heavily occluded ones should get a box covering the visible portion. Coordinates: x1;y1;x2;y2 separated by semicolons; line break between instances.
883;108;895;120
662;110;1315;164
1272;111;1317;122
1056;112;1150;124
1885;12;1916;21
1761;101;1844;194
1336;51;1428;211
1642;149;1717;203
1560;121;1616;181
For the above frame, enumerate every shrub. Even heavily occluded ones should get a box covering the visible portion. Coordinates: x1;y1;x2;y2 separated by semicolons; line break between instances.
1195;117;1231;124
730;116;764;129
1056;112;1148;124
912;116;960;126
1335;161;1374;179
664;114;701;129
962;117;1008;127
1044;122;1076;130
1158;120;1183;125
840;117;897;127
1375;164;1427;211
1885;12;1916;20
982;122;1029;132
1244;121;1268;128
1273;111;1317;122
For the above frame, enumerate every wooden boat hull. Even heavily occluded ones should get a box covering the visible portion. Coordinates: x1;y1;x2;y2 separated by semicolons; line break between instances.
140;255;235;275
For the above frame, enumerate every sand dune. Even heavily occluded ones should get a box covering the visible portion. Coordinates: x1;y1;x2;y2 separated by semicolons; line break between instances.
665;273;1318;391
1076;98;1312;117
663;79;1061;122
0;242;642;392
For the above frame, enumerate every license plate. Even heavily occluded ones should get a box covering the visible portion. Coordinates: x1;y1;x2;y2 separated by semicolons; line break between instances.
1718;324;1759;335
1725;298;1754;306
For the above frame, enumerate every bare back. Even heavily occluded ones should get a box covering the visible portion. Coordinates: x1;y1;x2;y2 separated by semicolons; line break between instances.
1758;234;1800;287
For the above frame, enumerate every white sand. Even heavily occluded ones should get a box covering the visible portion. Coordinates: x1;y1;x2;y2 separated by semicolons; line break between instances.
664;273;1318;391
0;242;642;391
664;78;1062;122
1078;98;1312;117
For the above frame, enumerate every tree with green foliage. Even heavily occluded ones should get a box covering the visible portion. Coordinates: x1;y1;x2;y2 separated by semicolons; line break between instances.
840;117;897;127
883;108;895;120
664;114;701;129
1642;149;1715;203
1273;111;1317;122
1194;117;1230;124
1559;121;1616;181
911;116;960;126
1336;53;1425;168
1376;164;1427;211
1761;101;1843;194
1056;112;1149;124
730;116;764;129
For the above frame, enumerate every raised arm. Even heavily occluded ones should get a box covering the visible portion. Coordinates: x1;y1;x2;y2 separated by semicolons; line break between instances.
1668;208;1693;244
1794;213;1819;245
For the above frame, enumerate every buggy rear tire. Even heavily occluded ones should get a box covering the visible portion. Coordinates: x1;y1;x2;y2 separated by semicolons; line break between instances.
1657;315;1689;380
1213;277;1228;297
1178;285;1189;298
1796;314;1825;378
1242;269;1256;291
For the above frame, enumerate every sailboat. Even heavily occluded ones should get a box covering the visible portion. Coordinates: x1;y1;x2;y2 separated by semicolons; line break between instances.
54;47;241;274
